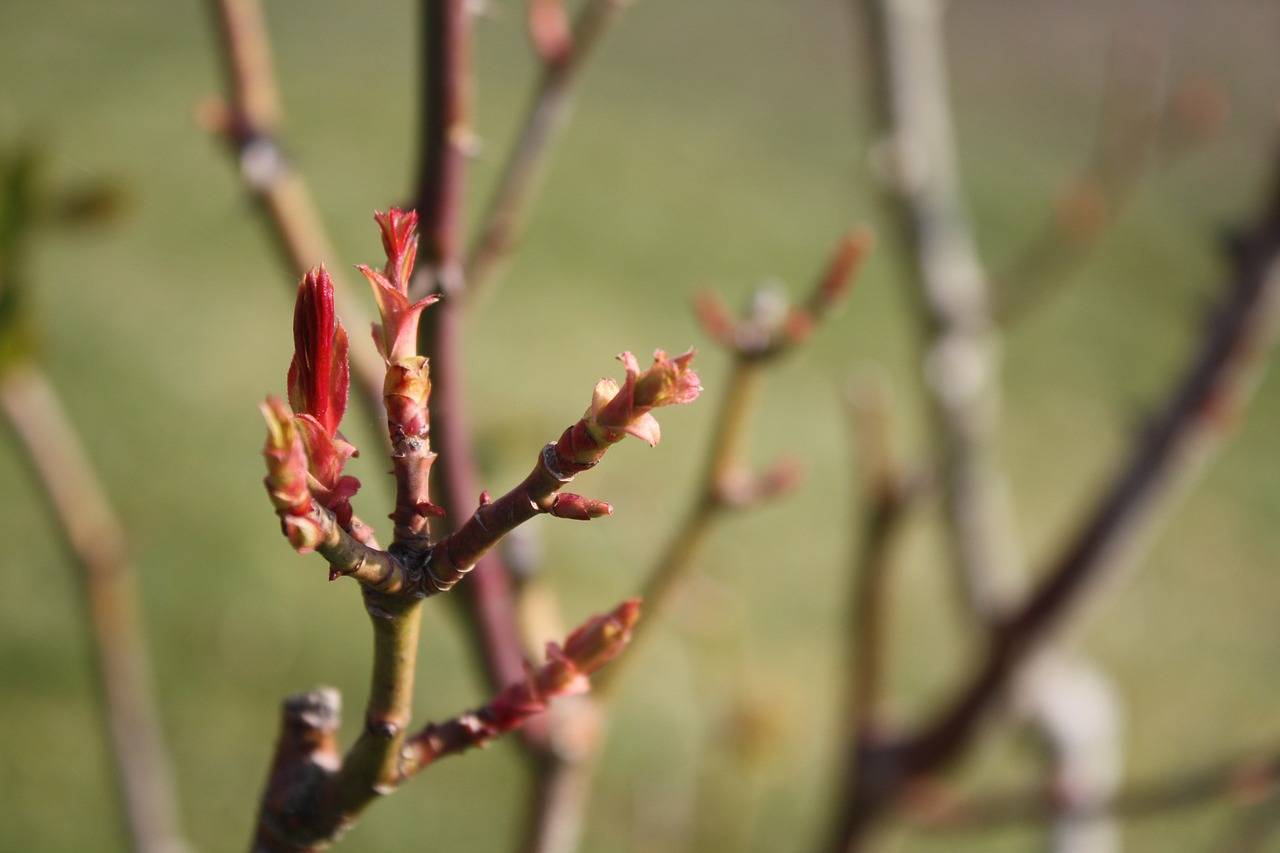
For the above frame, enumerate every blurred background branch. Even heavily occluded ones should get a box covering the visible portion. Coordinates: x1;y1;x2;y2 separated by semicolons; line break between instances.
0;144;188;853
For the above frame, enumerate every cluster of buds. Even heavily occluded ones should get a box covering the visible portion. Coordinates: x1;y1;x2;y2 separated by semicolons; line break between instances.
262;268;362;551
552;349;701;471
425;350;701;589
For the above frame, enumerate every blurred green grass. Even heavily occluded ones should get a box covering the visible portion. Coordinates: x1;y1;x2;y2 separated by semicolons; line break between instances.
1;1;1279;851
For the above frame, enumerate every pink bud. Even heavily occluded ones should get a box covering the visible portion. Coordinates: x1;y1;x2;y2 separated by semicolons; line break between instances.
809;227;873;314
561;599;642;676
528;0;573;66
549;493;614;521
693;290;737;347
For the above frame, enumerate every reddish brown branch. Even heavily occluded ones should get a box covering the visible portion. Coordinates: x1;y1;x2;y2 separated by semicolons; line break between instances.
420;350;699;597
407;0;534;700
415;0;472;300
401;600;639;776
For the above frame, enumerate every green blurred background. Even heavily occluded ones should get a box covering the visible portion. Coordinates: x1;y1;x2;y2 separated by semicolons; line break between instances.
1;1;1278;850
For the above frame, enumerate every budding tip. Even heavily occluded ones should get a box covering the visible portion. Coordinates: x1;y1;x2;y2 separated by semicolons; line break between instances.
615;598;643;630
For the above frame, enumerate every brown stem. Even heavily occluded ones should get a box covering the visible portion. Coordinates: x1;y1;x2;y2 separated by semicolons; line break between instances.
845;374;911;739
390;449;438;545
0;362;188;853
465;0;633;299
399;603;635;778
427;444;595;594
822;376;920;853
205;0;385;419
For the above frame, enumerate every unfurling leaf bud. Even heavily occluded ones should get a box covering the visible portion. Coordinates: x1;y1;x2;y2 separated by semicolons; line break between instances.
546;350;702;475
359;208;440;364
274;269;363;533
374;207;420;292
261;396;324;552
586;350;701;447
561;598;642;676
528;599;642;698
287;267;350;438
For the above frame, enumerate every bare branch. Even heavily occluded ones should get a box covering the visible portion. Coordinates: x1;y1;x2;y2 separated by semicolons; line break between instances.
466;0;636;299
845;371;914;739
0;363;189;853
903;141;1280;798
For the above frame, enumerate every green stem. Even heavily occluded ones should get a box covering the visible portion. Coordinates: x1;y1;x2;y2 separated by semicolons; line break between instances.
335;592;424;809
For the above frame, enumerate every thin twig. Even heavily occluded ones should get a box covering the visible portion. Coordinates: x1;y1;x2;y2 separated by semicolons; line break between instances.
909;742;1280;830
249;603;636;853
0;362;189;853
994;29;1170;322
845;371;913;740
525;238;867;853
465;0;634;299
